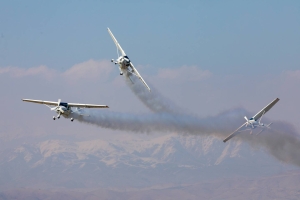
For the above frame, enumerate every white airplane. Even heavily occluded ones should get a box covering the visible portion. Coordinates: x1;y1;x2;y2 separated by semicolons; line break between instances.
223;98;280;143
107;28;151;91
22;99;109;121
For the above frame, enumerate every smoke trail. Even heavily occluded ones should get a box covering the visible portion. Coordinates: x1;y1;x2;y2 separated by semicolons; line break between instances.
73;108;247;135
71;70;300;167
71;108;300;167
124;72;185;114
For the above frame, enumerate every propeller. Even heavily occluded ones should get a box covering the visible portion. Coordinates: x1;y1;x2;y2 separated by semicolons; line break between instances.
244;116;249;127
51;106;58;111
50;99;63;120
50;99;61;111
244;116;254;128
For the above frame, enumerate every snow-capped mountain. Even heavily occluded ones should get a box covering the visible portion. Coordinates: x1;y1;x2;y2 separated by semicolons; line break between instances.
0;134;288;189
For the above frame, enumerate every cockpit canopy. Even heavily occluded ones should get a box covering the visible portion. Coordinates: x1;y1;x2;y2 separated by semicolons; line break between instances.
59;102;68;108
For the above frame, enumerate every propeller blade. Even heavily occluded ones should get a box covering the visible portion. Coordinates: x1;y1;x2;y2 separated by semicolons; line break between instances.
51;106;58;111
244;116;249;122
58;99;61;106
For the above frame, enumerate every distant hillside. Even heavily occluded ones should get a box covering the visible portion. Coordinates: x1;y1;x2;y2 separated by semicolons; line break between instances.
0;134;289;190
1;170;300;200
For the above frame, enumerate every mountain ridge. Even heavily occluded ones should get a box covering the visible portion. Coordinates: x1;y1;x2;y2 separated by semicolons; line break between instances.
0;134;290;190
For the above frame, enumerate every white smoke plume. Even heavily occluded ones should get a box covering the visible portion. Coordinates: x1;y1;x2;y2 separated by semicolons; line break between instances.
71;71;300;167
124;72;185;114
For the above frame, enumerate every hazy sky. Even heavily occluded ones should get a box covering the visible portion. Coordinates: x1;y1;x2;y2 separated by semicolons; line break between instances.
0;1;299;140
0;1;299;74
0;4;300;194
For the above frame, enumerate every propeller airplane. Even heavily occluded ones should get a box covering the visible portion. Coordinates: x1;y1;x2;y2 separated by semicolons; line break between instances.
223;98;280;143
22;99;109;122
107;28;151;91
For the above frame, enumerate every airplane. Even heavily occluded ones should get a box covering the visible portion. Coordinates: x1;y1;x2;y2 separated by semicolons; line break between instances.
107;28;151;91
223;98;280;143
22;99;109;122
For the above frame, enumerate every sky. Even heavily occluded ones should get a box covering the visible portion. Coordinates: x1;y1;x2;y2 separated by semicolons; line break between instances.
0;1;299;74
0;1;300;157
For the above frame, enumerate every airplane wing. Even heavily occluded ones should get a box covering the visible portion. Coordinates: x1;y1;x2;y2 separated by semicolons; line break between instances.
107;28;126;56
252;98;280;121
22;99;58;106
129;62;151;91
68;103;109;108
23;99;108;108
223;122;247;143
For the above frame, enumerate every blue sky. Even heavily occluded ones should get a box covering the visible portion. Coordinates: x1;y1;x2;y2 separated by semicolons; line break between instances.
0;1;299;75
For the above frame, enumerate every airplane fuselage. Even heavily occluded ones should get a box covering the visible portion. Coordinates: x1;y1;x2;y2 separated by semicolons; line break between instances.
117;56;131;69
246;118;264;129
54;105;71;117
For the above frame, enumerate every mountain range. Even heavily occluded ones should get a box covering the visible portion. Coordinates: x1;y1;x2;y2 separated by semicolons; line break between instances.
0;133;289;191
